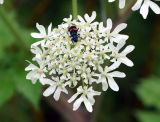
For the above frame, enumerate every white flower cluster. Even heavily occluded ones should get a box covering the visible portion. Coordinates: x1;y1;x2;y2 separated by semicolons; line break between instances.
25;11;134;112
0;0;4;4
108;0;160;19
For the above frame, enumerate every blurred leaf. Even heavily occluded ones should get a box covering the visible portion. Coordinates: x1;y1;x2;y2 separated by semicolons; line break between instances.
136;76;160;109
13;71;42;109
137;111;160;122
0;8;34;49
0;78;14;107
0;7;41;109
0;13;15;57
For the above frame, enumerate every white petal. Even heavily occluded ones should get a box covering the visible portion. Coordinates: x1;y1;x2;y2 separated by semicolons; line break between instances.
31;40;45;47
40;78;53;85
101;76;108;91
91;90;101;96
104;66;109;72
119;57;134;67
43;86;55;97
90;11;96;22
140;2;149;19
108;62;121;71
26;71;34;79
25;63;38;71
48;23;52;35
73;96;83;111
83;96;93;112
108;71;126;78
149;1;160;14
98;66;104;73
107;77;119;91
26;71;38;83
31;33;44;38
132;0;143;11
63;87;68;94
68;93;80;103
84;13;90;22
78;15;85;23
36;23;46;36
88;95;95;105
122;45;135;55
116;39;126;51
77;86;83;93
119;0;125;9
106;18;112;30
111;35;128;43
31;46;42;55
113;23;127;34
53;87;61;101
108;0;115;2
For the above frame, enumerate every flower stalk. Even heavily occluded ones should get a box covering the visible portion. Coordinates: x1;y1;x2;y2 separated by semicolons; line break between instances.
72;0;78;19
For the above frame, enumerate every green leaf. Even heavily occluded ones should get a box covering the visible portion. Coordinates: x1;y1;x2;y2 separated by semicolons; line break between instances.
0;80;14;107
13;71;42;109
0;13;15;58
136;76;160;110
136;111;160;122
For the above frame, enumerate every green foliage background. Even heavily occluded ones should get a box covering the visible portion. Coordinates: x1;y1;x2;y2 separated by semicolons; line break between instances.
0;0;160;122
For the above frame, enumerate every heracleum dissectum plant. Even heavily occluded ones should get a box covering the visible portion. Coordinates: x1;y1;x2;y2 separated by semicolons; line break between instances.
25;11;135;112
108;0;160;19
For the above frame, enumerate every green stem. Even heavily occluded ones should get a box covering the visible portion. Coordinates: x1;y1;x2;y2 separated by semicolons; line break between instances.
100;0;107;24
72;0;78;19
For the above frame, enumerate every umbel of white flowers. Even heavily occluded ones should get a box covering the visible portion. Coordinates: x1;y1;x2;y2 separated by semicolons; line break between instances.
25;11;135;112
108;0;160;19
0;0;4;4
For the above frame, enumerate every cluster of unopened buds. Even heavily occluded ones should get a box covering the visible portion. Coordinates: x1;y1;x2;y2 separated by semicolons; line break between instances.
108;0;160;19
25;11;135;112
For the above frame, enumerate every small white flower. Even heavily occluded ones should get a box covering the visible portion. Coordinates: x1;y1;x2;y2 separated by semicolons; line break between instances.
31;23;53;47
81;67;97;84
97;66;126;91
105;18;128;43
68;72;80;87
43;77;68;101
25;63;47;84
63;15;73;24
68;86;101;112
31;45;47;63
109;40;135;68
132;0;160;19
78;11;96;24
108;0;126;9
0;0;4;4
